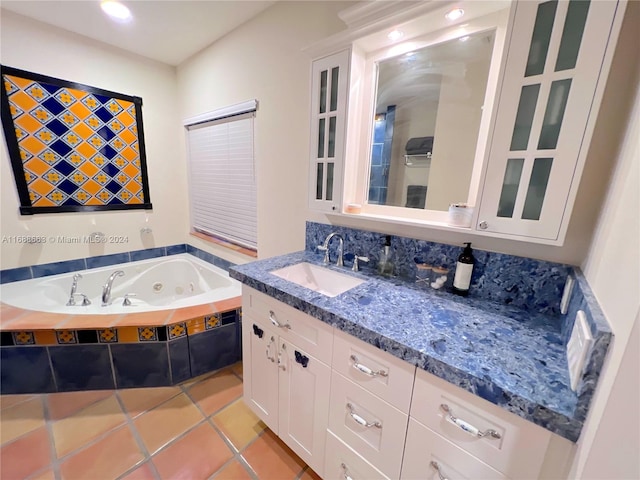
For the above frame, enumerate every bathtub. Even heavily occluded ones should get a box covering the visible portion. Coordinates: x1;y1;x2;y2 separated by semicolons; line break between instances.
0;253;241;315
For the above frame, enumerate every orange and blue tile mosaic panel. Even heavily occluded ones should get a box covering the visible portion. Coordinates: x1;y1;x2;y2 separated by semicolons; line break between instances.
0;65;152;215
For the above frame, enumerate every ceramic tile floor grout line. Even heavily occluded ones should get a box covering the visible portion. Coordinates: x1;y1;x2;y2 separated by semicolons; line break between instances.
113;389;162;480
41;394;62;480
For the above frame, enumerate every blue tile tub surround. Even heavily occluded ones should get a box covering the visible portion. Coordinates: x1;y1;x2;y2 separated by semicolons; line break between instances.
111;342;171;388
229;250;610;442
0;346;56;394
189;324;238;377
305;221;572;315
0;243;237;284
49;344;115;391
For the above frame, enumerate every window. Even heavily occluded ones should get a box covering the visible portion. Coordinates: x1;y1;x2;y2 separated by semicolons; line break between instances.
184;100;257;251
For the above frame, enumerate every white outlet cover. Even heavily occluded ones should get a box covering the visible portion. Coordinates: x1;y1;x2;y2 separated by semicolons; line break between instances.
567;310;594;392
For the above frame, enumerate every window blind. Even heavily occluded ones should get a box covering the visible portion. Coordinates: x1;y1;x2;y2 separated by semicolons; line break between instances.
186;110;257;250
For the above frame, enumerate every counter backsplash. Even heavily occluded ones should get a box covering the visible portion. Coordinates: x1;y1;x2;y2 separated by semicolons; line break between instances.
306;221;572;315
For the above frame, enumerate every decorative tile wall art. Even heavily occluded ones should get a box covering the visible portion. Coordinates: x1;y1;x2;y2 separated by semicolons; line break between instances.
0;65;152;214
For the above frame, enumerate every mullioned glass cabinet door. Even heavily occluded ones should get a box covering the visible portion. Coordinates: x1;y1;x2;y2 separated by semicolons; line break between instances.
476;0;621;242
308;49;350;213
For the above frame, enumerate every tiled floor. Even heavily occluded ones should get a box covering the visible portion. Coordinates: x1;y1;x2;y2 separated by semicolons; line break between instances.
0;363;321;480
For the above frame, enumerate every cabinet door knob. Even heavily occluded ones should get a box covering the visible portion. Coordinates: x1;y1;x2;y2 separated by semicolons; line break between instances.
440;404;501;439
265;336;276;363
430;461;449;480
479;221;488;230
340;463;354;480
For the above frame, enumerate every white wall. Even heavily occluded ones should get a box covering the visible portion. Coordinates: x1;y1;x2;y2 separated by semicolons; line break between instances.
176;1;354;262
563;2;640;476
0;10;187;269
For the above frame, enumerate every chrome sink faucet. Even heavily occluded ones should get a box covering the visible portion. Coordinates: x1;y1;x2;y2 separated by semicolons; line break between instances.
66;273;91;306
317;232;344;267
102;270;124;306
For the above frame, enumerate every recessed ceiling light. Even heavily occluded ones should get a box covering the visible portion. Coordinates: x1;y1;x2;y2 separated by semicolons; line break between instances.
445;8;465;21
101;1;132;22
387;30;404;42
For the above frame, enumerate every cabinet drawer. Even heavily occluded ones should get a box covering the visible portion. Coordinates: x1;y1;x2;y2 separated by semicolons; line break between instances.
328;371;408;479
242;286;333;364
401;418;508;480
332;329;415;413
411;368;551;479
324;430;389;480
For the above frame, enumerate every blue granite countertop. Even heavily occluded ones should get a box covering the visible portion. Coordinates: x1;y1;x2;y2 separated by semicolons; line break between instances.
230;251;582;442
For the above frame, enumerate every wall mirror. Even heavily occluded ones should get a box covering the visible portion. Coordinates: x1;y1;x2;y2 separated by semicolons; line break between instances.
367;30;496;211
341;3;512;224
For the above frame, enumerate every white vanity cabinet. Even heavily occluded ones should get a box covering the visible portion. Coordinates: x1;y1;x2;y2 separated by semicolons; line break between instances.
241;287;333;476
308;49;350;213
241;289;574;479
476;0;622;242
401;368;558;480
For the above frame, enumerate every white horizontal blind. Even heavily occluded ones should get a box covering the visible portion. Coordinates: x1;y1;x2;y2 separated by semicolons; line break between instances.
186;111;257;249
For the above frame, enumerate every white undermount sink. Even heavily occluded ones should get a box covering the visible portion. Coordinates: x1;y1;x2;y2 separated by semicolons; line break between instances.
270;262;366;297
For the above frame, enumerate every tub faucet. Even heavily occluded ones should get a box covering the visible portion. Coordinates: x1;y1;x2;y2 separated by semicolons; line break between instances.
102;270;125;306
66;273;90;306
317;232;344;266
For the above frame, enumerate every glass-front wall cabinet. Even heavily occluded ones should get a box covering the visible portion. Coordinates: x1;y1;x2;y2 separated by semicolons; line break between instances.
308;0;624;245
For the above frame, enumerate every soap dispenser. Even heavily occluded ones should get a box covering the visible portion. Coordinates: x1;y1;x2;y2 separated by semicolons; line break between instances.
377;235;395;277
453;242;475;296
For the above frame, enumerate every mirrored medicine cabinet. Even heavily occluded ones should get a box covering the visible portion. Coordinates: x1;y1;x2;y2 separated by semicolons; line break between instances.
308;0;624;244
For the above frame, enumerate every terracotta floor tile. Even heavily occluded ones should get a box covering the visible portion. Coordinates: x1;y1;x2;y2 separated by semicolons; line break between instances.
242;429;306;480
29;468;56;480
0;393;35;411
0;396;45;444
51;394;126;458
168;304;215;324
59;425;144;480
300;466;322;480
188;370;242;416
133;393;204;455
47;389;112;421
212;399;265;452
0;303;27;327
230;362;243;379
212;459;253;480
118;386;181;419
120;461;158;479
58;314;123;330
112;311;173;327
180;370;217;389
152;422;233;479
0;426;51;479
4;311;70;330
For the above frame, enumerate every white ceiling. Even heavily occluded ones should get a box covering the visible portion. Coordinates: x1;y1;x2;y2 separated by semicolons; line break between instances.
1;1;276;66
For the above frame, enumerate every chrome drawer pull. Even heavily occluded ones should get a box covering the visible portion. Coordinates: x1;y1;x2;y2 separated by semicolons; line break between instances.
349;355;388;377
440;404;501;439
430;461;449;480
341;463;354;480
269;310;290;329
346;403;382;429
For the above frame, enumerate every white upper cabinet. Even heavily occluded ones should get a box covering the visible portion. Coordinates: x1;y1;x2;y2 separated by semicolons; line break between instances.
476;0;621;242
306;0;625;245
308;49;350;213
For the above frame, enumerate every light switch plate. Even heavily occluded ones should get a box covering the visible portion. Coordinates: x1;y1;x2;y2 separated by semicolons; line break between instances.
567;310;594;392
560;276;574;315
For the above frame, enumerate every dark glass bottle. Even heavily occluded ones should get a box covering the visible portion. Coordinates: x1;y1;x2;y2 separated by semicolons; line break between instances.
452;242;475;296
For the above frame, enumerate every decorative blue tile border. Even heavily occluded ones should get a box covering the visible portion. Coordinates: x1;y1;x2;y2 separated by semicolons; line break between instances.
0;243;236;284
306;221;572;315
